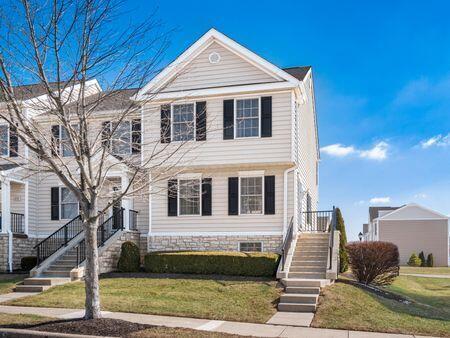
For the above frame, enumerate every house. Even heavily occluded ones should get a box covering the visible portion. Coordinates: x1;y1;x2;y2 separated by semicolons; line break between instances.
0;29;339;311
362;203;449;266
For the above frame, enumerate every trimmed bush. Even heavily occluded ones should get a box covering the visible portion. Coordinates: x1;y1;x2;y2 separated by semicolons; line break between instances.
144;251;279;277
21;256;37;271
408;253;422;267
419;251;426;267
426;253;434;267
335;208;349;273
117;241;141;272
346;241;399;285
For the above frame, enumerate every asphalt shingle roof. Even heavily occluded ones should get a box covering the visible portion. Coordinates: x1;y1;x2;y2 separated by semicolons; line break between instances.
282;66;311;81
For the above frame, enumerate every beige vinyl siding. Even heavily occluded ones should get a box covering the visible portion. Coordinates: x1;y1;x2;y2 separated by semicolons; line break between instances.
151;168;285;234
160;42;279;93
379;219;449;267
143;91;293;167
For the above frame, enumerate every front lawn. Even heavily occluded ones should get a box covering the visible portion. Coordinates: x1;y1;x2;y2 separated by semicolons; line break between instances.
7;273;280;323
400;266;450;275
0;274;24;294
312;276;450;337
0;312;54;327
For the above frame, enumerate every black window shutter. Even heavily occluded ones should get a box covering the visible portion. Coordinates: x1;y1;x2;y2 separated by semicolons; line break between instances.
228;177;239;215
51;187;60;220
196;101;207;141
101;121;111;149
131;119;141;153
223;99;234;140
167;179;178;216
161;105;171;143
202;178;212;216
264;175;275;214
9;124;18;157
51;125;60;156
261;96;272;137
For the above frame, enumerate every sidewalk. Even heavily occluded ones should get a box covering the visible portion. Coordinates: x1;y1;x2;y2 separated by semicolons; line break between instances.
0;304;438;338
401;273;450;279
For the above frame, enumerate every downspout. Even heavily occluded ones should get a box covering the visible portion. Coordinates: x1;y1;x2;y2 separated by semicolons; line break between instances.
283;166;296;238
8;230;12;272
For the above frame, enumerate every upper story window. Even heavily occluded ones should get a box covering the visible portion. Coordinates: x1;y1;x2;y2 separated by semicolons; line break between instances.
240;176;263;214
61;125;79;157
172;103;195;141
0;125;9;156
235;98;260;138
178;178;201;215
111;121;132;155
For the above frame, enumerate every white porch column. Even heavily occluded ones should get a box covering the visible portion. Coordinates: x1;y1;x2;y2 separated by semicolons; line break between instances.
24;181;29;235
148;173;152;236
1;178;11;234
121;174;131;230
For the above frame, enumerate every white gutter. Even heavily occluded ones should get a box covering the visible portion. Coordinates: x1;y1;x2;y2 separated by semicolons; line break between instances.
8;230;12;272
283;166;296;238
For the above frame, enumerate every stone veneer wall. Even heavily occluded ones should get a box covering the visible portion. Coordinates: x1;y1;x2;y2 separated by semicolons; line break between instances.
98;231;140;274
0;234;37;272
147;235;283;253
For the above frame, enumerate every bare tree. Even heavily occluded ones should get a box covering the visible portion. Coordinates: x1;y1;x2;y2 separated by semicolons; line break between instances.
0;0;205;319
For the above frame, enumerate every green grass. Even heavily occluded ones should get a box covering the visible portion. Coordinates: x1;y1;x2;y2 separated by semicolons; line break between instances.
400;266;450;275
312;276;450;337
0;312;54;327
7;274;280;323
0;274;24;294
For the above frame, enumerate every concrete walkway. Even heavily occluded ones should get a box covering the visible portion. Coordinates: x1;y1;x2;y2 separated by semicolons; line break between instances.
0;292;38;303
401;273;450;279
0;304;438;338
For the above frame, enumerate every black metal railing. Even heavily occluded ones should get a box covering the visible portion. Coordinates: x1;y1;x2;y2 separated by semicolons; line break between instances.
76;208;124;266
129;209;138;230
281;216;294;271
302;210;334;232
11;212;25;234
34;215;83;265
328;206;337;270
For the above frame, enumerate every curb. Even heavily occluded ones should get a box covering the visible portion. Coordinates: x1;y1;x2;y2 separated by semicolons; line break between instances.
0;328;113;338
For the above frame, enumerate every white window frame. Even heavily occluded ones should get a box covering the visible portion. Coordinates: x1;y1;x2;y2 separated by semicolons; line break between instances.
238;171;265;216
177;174;202;217
109;121;133;156
234;97;261;139
0;124;10;157
59;124;80;158
171;102;196;142
59;186;79;220
238;241;263;252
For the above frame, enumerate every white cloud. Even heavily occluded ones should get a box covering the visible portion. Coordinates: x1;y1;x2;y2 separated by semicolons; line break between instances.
420;134;450;149
321;141;389;161
320;144;355;157
369;197;391;204
359;141;389;161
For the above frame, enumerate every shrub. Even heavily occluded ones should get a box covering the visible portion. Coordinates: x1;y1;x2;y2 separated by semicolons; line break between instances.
117;241;141;272
335;208;349;273
21;256;37;271
144;251;279;277
346;241;399;285
418;251;426;267
426;253;434;267
408;253;422;267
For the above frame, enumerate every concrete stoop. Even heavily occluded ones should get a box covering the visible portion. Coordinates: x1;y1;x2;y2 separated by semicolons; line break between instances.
278;233;331;313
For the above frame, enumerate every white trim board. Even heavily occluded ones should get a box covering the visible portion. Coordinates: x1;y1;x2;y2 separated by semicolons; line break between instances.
377;203;449;221
147;231;282;237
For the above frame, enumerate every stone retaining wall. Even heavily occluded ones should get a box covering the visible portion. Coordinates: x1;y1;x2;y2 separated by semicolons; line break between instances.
147;235;283;253
0;234;37;272
98;231;140;274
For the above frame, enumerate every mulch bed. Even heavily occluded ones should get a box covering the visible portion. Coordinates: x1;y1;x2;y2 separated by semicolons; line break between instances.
32;318;152;337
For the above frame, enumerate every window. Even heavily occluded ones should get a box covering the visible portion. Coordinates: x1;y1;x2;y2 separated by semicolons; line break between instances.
178;179;201;215
60;125;79;157
240;176;263;214
239;242;262;252
0;125;9;156
111;121;132;155
235;98;259;138
172;103;195;141
60;187;78;219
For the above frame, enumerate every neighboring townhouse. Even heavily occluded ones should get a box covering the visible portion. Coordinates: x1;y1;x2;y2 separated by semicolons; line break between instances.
1;29;339;312
362;203;449;266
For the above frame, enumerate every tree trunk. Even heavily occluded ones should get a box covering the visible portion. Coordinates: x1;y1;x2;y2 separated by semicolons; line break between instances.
84;204;101;319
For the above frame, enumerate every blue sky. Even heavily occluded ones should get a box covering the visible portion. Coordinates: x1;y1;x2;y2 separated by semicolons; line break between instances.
132;0;450;240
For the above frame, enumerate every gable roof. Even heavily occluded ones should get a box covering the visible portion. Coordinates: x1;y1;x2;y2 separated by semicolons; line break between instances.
0;82;76;102
283;66;311;81
65;88;139;113
369;206;401;222
377;203;449;221
135;28;305;100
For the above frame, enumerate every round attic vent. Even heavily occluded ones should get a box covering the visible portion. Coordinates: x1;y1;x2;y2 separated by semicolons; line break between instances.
208;52;221;64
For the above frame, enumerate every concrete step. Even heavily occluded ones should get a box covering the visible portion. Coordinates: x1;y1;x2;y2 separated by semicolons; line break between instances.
288;272;326;279
296;244;329;249
41;270;71;278
15;285;51;293
289;266;327;273
23;277;70;286
282;278;327;287
278;302;316;312
285;286;320;294
48;265;74;271
280;294;318;304
290;259;327;266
